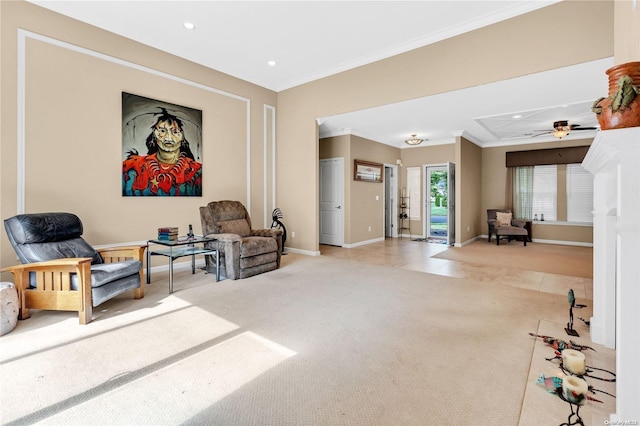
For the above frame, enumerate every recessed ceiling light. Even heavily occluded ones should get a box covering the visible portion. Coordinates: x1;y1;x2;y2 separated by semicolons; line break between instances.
183;22;196;30
512;114;522;119
268;60;277;66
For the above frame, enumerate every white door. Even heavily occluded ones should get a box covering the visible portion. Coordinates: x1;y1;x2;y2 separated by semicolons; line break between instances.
425;165;448;240
424;163;455;245
319;158;344;246
447;161;456;246
384;165;398;238
384;167;392;237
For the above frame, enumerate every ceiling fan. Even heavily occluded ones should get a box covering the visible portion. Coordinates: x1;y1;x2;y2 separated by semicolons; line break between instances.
535;120;598;139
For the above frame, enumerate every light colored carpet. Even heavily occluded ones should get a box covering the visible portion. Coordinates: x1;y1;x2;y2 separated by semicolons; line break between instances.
1;252;592;425
433;240;593;279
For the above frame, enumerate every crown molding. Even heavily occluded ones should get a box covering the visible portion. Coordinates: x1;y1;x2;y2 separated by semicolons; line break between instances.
274;1;559;91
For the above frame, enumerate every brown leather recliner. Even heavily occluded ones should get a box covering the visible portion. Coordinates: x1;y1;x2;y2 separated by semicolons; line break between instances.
199;201;283;279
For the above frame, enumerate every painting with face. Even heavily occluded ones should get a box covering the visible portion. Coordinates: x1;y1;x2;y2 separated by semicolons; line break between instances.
122;92;202;196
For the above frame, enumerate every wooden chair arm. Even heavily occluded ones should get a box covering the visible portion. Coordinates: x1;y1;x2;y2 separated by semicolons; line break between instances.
1;258;93;324
97;245;147;262
0;257;92;273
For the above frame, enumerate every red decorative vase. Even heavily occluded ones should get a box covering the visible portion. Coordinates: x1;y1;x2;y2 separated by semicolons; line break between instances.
593;61;640;130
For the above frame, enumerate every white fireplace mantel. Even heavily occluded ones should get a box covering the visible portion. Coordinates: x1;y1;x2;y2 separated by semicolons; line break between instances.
582;126;640;422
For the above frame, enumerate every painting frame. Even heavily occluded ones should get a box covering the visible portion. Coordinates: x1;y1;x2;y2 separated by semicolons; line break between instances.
354;159;383;183
122;92;203;197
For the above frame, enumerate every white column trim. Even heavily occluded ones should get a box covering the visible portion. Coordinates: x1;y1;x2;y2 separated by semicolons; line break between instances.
246;100;251;214
264;104;276;227
583;126;640;423
17;30;26;213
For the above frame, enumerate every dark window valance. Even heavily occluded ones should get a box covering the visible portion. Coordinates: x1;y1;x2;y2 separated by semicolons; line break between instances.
506;146;590;167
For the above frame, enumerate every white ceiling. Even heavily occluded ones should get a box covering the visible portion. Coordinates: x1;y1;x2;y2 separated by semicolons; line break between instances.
318;58;611;148
28;0;611;148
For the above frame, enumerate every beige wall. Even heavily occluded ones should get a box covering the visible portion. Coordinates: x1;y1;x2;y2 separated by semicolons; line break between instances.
458;137;483;245
614;0;640;63
277;0;613;252
319;135;351;243
319;135;350;160
529;222;592;244
401;144;455;170
322;132;596;246
350;136;399;243
399;143;455;238
481;138;594;244
1;1;277;271
320;135;399;245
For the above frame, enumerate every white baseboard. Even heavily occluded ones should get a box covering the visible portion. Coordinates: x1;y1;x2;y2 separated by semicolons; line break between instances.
458;236;480;247
479;234;593;247
285;247;321;256
589;316;616;349
342;237;385;248
531;238;593;247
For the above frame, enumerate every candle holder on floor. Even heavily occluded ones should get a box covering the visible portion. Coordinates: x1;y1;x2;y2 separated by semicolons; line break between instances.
545;353;617;383
557;393;585;426
556;376;587;426
583;365;617;382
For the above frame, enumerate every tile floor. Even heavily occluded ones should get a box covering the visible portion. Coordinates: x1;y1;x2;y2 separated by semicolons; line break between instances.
320;237;593;300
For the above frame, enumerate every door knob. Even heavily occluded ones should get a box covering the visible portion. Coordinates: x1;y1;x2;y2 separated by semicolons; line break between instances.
336;205;341;209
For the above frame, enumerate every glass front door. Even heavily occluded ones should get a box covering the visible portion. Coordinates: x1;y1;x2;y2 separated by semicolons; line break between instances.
426;166;448;240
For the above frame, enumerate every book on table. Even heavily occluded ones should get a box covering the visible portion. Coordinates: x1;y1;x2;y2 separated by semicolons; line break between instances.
157;234;178;241
157;227;179;240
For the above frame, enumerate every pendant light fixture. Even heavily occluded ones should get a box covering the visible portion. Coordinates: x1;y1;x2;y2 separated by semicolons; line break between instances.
404;134;424;146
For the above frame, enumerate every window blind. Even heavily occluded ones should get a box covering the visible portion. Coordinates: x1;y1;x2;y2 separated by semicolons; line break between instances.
566;163;594;223
406;167;421;220
532;165;557;221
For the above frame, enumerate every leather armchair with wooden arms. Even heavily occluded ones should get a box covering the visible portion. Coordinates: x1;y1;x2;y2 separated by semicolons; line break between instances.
2;212;146;324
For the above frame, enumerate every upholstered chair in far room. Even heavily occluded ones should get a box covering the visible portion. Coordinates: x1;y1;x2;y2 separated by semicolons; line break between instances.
199;200;283;280
486;208;528;246
3;212;146;324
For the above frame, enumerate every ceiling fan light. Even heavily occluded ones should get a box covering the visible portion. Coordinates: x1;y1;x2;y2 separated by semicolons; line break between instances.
553;129;569;139
405;134;424;145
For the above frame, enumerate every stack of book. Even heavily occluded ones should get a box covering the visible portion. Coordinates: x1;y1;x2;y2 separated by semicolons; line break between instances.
157;227;179;241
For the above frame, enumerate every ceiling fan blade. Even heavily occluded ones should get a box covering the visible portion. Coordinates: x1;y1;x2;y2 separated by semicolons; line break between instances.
568;123;598;130
525;121;597;139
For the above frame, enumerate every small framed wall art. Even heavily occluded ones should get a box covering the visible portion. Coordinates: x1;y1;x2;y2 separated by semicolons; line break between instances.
354;159;383;183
